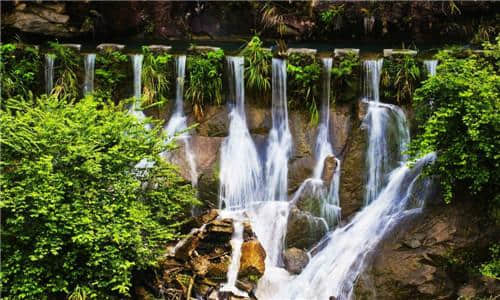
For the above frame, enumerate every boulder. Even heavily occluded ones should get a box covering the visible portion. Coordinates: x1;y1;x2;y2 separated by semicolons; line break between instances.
283;248;309;274
239;239;266;277
288;156;315;193
321;155;338;184
285;207;328;250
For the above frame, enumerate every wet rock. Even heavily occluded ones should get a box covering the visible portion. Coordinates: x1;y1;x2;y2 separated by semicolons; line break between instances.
195;105;229;137
284;248;309;274
285;207;328;250
329;103;353;155
239;239;266;277
288;156;315;193
173;232;201;260
321;155;338;183
207;219;234;234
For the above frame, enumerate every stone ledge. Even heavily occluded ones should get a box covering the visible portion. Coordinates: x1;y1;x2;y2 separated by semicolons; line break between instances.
96;43;125;52
147;45;172;53
334;48;360;57
383;49;418;57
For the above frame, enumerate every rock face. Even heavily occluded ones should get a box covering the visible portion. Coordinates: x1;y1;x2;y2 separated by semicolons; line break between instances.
141;210;266;299
354;200;500;299
285;207;328;250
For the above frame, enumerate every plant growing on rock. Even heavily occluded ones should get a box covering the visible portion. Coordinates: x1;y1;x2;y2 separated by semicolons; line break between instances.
240;36;272;97
141;46;174;106
381;54;422;104
185;49;224;119
95;49;130;100
0;95;199;299
48;42;83;100
331;52;361;104
0;43;42;100
287;52;321;124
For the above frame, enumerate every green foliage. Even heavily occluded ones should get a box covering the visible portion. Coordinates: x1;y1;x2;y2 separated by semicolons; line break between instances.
0;95;199;299
0;43;42;100
141;46;174;106
240;36;272;96
409;39;500;204
381;54;422;104
319;5;344;32
287;53;321;124
331;52;361;103
95;49;130;100
480;244;500;280
48;42;83;99
185;49;224;119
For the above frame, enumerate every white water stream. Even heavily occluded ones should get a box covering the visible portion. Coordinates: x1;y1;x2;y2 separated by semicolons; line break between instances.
45;54;55;94
424;59;438;76
83;53;95;95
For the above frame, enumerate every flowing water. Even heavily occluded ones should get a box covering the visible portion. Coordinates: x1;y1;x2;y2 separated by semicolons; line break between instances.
45;54;55;94
424;59;438;76
164;55;198;185
130;54;148;124
219;56;263;210
83;53;95;95
265;58;293;202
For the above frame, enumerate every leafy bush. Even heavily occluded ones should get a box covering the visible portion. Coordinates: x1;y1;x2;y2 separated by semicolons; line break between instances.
185;49;224;119
240;36;272;97
287;52;321;124
141;46;174;106
48;42;83;100
95;49;130;100
409;39;500;204
480;244;500;280
331;52;361;103
318;5;344;32
381;54;422;104
0;95;199;299
0;43;42;99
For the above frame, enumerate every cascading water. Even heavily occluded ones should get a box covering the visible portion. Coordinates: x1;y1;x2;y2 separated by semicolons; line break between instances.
363;59;410;205
164;55;198;185
269;152;436;300
130;54;148;124
424;59;438;76
45;54;55;94
219;56;263;210
83;53;96;95
265;58;293;202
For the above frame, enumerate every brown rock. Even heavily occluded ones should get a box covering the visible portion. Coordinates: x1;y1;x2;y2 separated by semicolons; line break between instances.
207;219;234;234
321;155;338;183
285;207;328;250
29;6;69;23
283;248;309;274
288;156;315;193
239;239;266;277
173;233;200;260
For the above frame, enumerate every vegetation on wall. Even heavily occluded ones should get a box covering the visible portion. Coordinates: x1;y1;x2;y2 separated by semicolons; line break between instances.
287;52;321;124
0;43;42;100
141;46;174;106
240;36;272;97
95;49;130;100
409;38;499;206
381;54;422;104
48;42;83;100
185;49;224;119
331;52;361;104
0;95;199;299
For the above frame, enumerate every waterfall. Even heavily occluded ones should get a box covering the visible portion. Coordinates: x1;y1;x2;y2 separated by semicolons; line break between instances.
424;60;438;76
83;54;96;95
45;54;55;94
219;56;263;210
220;217;248;297
164;55;198;185
130;54;148;124
265;58;292;202
269;152;436;300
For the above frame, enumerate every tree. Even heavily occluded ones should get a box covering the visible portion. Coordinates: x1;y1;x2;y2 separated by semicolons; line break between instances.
0;95;199;299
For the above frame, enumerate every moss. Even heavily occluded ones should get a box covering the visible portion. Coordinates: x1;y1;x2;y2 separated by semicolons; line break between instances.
0;43;43;100
381;54;422;104
94;49;131;101
287;52;321;124
331;52;361;104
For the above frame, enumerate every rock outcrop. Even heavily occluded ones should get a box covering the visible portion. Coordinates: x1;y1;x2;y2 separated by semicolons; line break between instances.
354;200;500;299
140;210;266;299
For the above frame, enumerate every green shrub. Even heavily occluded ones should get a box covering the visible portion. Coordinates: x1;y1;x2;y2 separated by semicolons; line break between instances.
0;43;42;100
481;244;500;280
48;42;83;100
95;49;130;100
141;46;174;106
409;39;500;204
0;95;199;299
331;52;361;103
381;54;422;104
185;49;224;119
240;36;272;97
318;5;344;33
287;52;321;124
